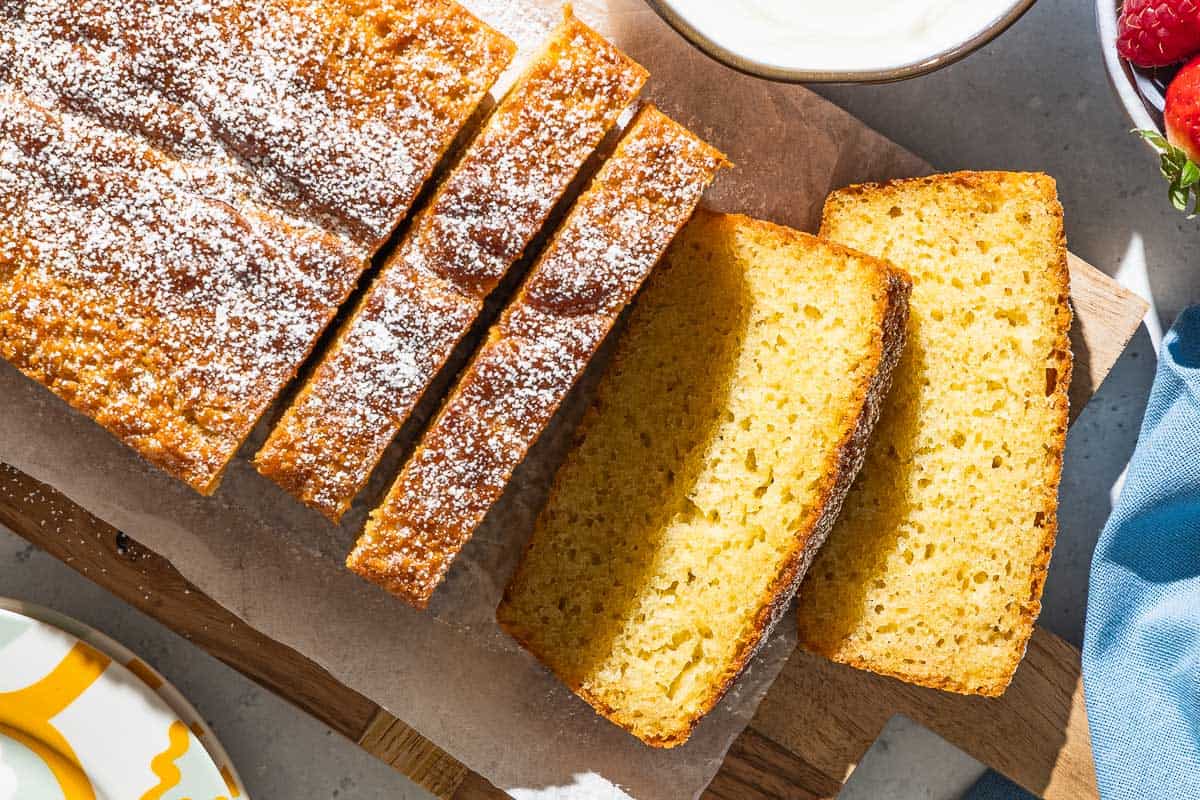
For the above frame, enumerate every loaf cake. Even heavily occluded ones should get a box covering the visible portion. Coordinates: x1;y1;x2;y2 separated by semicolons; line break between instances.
255;10;648;521
496;211;911;747
347;106;728;607
797;172;1072;696
0;0;513;493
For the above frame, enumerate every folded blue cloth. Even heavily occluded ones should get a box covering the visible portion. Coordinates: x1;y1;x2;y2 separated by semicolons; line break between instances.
964;308;1200;800
1082;306;1200;800
965;770;1034;799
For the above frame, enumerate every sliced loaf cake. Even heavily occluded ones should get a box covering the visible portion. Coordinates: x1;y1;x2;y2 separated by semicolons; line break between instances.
347;105;728;607
0;0;513;494
797;171;1072;696
497;211;911;746
255;9;647;520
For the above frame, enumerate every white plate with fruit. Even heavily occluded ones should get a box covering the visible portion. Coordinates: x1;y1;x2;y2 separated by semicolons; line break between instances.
1101;0;1200;215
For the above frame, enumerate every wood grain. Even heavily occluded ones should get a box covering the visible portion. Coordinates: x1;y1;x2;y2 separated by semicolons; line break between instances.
0;462;1099;799
359;710;471;798
0;256;1143;799
751;629;1096;799
1066;253;1148;421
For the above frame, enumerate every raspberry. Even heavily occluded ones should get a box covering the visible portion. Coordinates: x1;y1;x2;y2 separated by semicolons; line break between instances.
1118;0;1200;68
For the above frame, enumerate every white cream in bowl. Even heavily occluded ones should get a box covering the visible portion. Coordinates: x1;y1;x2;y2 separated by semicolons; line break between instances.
657;0;1027;77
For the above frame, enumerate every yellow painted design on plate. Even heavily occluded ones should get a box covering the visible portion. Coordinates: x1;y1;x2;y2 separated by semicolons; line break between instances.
0;640;110;800
142;719;190;800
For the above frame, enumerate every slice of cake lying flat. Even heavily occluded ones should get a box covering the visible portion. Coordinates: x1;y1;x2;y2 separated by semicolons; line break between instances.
797;172;1072;696
0;0;513;494
496;211;911;747
255;10;648;521
347;105;728;607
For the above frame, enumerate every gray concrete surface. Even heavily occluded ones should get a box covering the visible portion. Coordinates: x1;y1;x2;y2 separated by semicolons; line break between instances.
0;0;1192;797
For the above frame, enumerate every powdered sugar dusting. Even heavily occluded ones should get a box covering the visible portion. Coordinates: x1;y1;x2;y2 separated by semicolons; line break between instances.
462;0;558;53
255;13;647;520
0;0;512;492
348;105;727;606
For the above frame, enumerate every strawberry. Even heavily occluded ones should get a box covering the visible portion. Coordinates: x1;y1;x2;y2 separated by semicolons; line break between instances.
1118;0;1200;68
1138;55;1200;215
1166;56;1200;161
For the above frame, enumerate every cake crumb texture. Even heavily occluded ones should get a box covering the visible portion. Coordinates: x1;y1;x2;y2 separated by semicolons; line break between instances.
0;0;513;493
798;171;1072;696
255;9;646;520
347;105;727;607
497;210;911;746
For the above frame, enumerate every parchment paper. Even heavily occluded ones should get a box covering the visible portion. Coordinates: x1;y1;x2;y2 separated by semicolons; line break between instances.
0;2;928;797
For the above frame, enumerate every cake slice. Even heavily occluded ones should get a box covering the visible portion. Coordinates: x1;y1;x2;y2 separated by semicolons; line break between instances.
797;172;1072;696
496;211;911;747
0;0;512;494
347;106;728;607
255;10;648;521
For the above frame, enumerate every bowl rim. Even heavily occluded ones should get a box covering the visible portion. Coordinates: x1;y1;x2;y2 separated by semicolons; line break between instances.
1096;0;1162;132
643;0;1040;84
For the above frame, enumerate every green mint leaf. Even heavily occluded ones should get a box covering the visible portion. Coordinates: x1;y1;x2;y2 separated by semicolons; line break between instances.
1169;184;1189;212
1182;160;1200;188
1135;129;1169;150
1133;130;1200;218
1163;155;1180;181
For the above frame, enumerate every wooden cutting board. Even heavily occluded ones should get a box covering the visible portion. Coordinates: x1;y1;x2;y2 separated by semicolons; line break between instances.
0;252;1145;800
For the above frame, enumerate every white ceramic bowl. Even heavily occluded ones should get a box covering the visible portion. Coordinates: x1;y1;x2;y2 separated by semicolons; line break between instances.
644;0;1038;83
1097;0;1171;132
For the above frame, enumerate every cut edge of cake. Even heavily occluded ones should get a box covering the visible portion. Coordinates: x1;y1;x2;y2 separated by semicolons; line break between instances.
346;105;729;608
798;171;1072;696
497;210;913;746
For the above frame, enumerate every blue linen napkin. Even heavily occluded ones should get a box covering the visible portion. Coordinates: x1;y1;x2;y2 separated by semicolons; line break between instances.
964;770;1034;799
964;307;1200;800
1081;305;1200;799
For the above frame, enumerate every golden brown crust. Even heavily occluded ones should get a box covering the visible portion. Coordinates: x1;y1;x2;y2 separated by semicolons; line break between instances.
802;171;1072;696
0;0;513;494
254;9;647;520
347;105;728;607
497;211;912;746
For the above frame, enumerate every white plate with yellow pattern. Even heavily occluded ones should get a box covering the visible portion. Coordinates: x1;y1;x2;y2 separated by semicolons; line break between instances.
0;598;247;800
